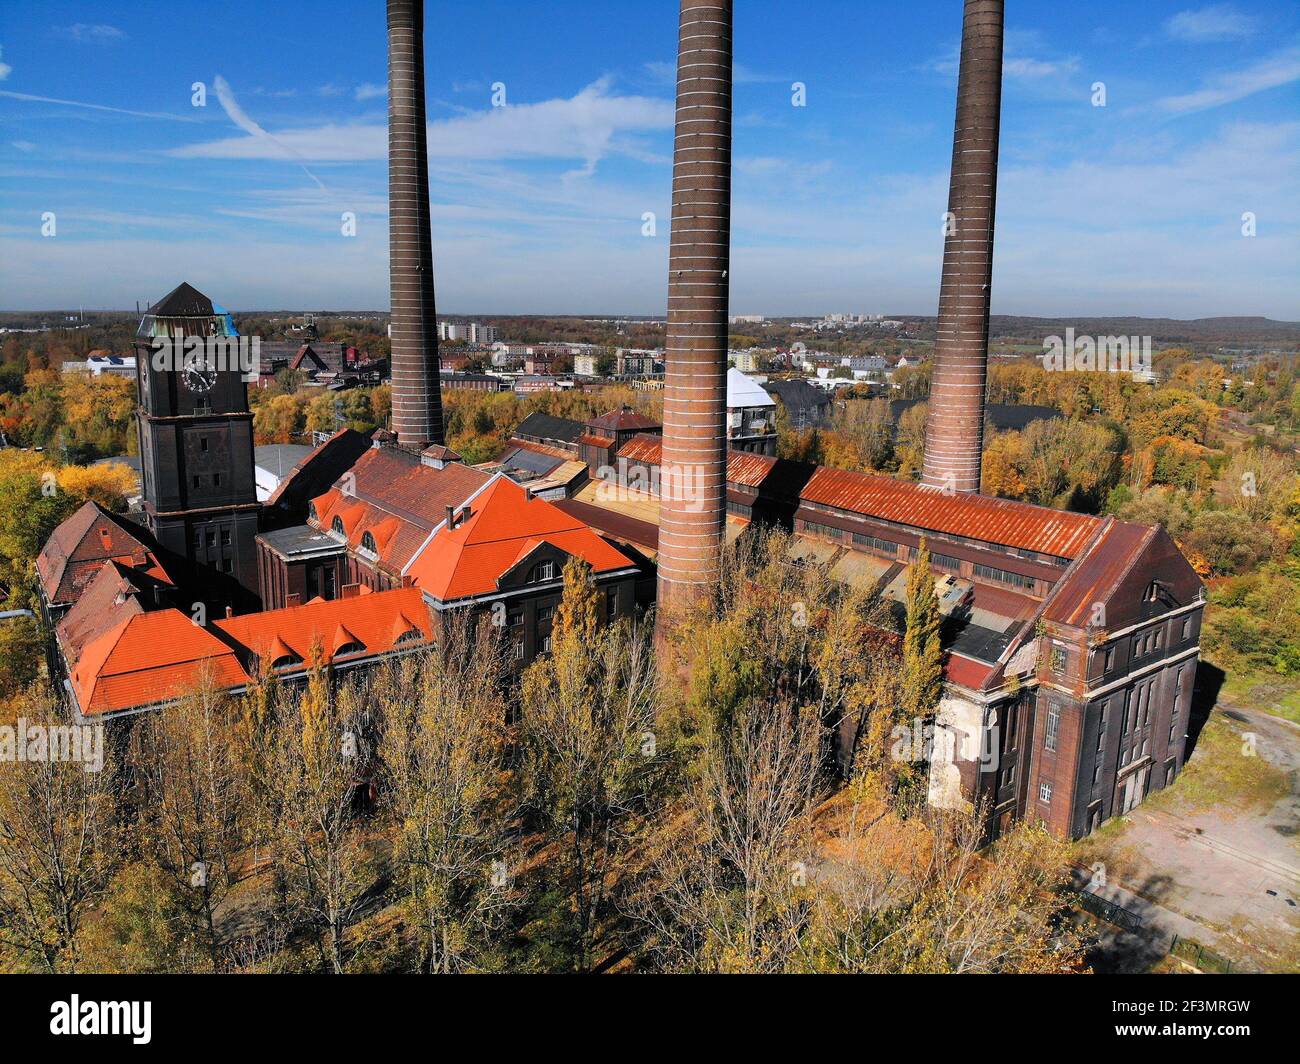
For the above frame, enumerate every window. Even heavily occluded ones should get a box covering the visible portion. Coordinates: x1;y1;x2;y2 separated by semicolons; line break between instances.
507;609;524;628
360;531;377;556
213;472;221;487
1039;782;1052;804
335;641;366;657
1001;763;1016;789
1050;645;1067;673
606;587;618;619
537;603;556;622
207;531;216;547
1092;760;1102;786
541;635;552;654
200;436;208;452
972;562;1036;590
332;516;345;536
1096;706;1107;751
1103;646;1114;671
1045;703;1060;753
853;533;898;557
193;475;201;489
532;561;556;583
221;529;231;546
1181;618;1192;640
271;652;303;670
395;627;423;645
512;640;524;661
930;553;960;571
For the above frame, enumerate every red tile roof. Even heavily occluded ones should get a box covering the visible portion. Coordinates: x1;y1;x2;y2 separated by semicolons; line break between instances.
70;609;248;717
215;587;433;668
37;501;168;607
406;475;634;601
309;447;490;573
577;433;616;449
616;434;778;489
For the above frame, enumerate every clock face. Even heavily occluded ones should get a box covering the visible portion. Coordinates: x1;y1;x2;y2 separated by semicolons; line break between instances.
183;359;217;393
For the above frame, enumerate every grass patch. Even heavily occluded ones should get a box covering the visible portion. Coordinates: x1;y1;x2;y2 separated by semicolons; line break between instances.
1147;710;1290;815
1218;670;1300;725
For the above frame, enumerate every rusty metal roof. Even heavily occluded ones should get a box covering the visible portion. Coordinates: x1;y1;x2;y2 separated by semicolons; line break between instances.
800;466;1103;559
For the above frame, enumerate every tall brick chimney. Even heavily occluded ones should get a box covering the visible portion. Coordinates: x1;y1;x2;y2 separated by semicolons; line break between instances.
387;0;444;448
655;0;733;622
920;0;1004;494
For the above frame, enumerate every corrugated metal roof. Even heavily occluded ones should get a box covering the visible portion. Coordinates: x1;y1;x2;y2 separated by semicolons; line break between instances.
801;466;1102;559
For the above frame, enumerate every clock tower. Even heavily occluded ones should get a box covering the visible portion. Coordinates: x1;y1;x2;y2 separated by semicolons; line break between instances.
134;282;261;609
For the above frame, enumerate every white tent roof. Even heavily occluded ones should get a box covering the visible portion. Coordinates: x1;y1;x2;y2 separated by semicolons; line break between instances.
727;367;776;409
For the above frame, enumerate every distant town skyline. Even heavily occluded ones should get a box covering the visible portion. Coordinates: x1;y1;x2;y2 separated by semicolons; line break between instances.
1;1;1298;317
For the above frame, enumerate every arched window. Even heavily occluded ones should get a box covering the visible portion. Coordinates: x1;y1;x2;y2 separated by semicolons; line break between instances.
360;531;377;555
308;502;318;521
394;627;423;645
271;652;303;670
334;641;366;657
331;516;345;536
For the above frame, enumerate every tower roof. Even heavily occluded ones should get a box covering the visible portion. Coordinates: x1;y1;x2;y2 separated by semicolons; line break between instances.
147;281;214;317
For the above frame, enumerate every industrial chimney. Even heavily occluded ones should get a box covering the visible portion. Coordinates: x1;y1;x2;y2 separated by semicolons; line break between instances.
387;0;444;448
655;0;733;622
920;0;1004;494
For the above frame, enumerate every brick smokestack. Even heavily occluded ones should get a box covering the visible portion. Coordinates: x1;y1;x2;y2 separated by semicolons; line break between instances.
921;0;1003;494
656;0;732;621
387;0;444;448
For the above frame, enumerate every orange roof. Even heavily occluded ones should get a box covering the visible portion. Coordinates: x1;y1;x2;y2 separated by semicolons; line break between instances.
215;587;433;668
406;475;634;601
800;467;1102;559
70;609;248;717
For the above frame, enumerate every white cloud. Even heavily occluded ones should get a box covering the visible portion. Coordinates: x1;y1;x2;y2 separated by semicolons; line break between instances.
58;24;127;43
0;45;10;81
212;75;325;190
172;78;673;176
354;83;386;101
1165;5;1259;43
11;140;34;151
1158;46;1300;113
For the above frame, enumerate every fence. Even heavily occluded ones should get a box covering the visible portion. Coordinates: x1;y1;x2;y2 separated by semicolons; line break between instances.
1170;934;1233;973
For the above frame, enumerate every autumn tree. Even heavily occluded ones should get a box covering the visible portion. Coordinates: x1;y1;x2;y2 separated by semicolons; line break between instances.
265;676;375;973
376;614;514;973
518;556;658;972
0;695;119;972
127;671;249;971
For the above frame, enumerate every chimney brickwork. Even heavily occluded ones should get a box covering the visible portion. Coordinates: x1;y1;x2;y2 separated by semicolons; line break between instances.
387;0;445;448
921;0;1004;494
656;0;733;619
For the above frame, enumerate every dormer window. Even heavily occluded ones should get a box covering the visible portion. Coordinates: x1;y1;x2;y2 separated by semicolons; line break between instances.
395;627;423;645
359;531;377;557
331;516;345;537
271;653;303;670
531;560;557;583
308;502;318;520
334;641;366;658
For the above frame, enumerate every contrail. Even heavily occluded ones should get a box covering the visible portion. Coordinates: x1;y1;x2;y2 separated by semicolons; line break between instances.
213;74;326;190
0;89;196;121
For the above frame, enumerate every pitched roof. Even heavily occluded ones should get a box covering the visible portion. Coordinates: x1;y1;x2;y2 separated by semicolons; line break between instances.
56;559;170;666
308;447;490;572
585;408;661;433
727;367;776;409
799;467;1103;559
514;411;585;446
70;609;248;717
37;500;168;607
405;475;634;601
147;281;213;317
215;587;433;668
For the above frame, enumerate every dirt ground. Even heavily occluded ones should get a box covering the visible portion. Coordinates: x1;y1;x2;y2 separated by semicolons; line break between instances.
1075;697;1300;972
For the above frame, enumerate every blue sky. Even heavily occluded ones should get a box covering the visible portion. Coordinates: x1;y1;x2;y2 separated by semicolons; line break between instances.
1;1;1297;317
